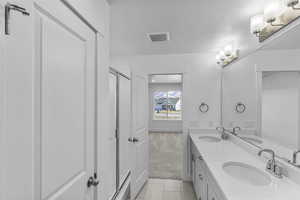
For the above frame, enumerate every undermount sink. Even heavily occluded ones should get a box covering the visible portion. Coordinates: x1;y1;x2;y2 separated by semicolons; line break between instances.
223;161;271;186
199;136;221;143
241;137;263;145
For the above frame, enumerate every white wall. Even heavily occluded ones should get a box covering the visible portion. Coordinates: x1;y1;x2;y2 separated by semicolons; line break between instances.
222;49;300;131
262;72;300;149
112;53;221;180
149;83;182;132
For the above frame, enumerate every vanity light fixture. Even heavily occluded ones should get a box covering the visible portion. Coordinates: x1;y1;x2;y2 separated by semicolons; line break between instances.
285;0;300;9
251;0;300;42
264;1;285;26
250;14;265;37
216;44;239;67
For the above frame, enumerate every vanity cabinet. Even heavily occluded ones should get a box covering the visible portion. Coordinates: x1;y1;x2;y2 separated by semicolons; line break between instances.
191;143;207;200
208;188;219;200
191;141;226;200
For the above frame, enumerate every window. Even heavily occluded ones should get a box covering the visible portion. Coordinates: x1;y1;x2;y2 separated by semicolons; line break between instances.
153;90;182;120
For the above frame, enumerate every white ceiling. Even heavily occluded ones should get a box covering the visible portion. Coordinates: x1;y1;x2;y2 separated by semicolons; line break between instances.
110;0;278;56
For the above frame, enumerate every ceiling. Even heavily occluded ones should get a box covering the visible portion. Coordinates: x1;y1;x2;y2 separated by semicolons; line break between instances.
110;0;279;56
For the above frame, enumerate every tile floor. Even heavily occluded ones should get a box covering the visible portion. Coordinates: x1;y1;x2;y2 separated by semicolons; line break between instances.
136;179;196;200
149;132;183;179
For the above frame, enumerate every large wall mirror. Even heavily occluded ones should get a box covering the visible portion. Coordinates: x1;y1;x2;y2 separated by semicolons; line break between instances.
222;21;300;166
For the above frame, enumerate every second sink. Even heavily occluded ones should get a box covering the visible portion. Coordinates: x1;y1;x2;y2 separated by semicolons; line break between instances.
223;161;271;186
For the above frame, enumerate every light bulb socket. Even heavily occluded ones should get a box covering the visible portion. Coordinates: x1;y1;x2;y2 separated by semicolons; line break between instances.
266;17;276;24
287;0;299;7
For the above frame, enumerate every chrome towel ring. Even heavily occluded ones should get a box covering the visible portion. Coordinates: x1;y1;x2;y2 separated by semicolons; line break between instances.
199;102;209;113
235;102;246;113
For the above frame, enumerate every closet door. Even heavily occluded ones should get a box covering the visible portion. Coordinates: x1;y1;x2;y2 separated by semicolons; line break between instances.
108;73;117;198
118;75;131;187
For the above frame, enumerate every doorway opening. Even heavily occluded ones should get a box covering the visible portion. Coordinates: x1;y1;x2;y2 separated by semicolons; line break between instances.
148;74;183;180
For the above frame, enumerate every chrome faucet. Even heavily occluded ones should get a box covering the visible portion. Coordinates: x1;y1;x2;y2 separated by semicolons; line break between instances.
232;126;241;135
258;149;283;178
216;126;228;140
292;150;300;165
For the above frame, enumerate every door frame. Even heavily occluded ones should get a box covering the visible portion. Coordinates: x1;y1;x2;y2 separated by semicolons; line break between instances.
0;1;5;198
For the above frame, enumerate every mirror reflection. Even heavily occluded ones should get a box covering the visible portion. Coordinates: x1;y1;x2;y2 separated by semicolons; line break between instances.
222;22;300;167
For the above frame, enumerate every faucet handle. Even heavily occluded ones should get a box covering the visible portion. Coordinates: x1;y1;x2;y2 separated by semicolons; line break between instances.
233;126;241;131
216;126;224;132
274;165;283;178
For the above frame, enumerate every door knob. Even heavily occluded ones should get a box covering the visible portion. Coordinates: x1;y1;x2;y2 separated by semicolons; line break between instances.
87;174;99;188
128;137;139;143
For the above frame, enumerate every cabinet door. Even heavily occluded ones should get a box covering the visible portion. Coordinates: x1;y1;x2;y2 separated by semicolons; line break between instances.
191;144;198;195
197;157;207;200
208;187;219;200
194;158;201;199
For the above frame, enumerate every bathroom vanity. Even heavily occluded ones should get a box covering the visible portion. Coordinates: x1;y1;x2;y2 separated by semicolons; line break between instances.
190;132;300;200
191;138;225;200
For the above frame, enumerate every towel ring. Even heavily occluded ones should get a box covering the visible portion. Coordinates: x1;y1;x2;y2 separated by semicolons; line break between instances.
235;102;246;113
199;103;209;113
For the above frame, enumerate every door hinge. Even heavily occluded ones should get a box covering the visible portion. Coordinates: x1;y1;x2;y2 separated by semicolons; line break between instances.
87;173;99;188
115;129;119;139
5;3;30;35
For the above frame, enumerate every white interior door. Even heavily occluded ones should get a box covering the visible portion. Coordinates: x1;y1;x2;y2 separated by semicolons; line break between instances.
108;72;117;199
34;1;96;199
131;74;149;199
118;75;131;188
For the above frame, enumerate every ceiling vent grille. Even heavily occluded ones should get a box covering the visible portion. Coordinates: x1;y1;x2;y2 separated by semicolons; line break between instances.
148;32;170;42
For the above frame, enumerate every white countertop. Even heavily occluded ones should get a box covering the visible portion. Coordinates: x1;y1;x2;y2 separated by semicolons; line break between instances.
190;133;300;200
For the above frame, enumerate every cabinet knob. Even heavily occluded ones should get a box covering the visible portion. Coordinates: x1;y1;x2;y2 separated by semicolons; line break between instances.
198;174;203;180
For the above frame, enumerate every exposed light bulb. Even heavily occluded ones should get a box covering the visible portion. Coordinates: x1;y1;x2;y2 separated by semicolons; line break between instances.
264;1;284;23
219;51;226;61
250;14;265;34
224;44;233;57
285;0;299;7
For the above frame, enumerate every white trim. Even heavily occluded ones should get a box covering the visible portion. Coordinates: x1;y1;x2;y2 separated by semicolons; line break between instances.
0;2;5;199
61;0;105;37
256;65;300;72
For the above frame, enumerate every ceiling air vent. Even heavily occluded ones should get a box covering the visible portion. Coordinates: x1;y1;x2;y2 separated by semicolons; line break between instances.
148;32;170;42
